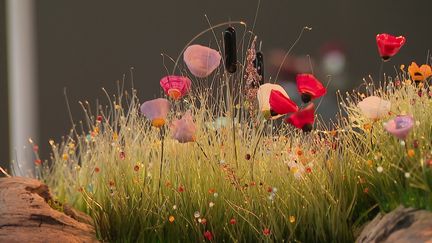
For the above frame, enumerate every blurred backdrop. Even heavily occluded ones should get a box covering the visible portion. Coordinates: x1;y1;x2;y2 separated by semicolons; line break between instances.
1;0;431;175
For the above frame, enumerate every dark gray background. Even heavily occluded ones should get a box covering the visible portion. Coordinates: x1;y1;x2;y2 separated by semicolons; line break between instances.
1;0;431;171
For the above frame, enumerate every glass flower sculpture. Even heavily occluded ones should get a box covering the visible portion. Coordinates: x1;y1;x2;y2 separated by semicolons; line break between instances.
170;111;196;143
184;44;221;78
296;74;327;103
285;103;315;132
408;62;432;83
357;96;391;120
140;98;171;128
257;83;291;119
160;75;191;100
384;115;414;140
376;33;406;61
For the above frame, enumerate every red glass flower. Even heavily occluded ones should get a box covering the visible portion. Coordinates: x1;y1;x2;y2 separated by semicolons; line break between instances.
285;103;315;132
160;75;192;100
296;74;326;103
376;33;406;61
269;90;298;116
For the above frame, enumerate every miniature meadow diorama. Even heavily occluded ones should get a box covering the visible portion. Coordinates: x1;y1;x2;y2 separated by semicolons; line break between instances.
23;20;432;242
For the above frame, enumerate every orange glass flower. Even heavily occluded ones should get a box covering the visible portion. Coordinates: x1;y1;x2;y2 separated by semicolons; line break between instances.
408;62;432;83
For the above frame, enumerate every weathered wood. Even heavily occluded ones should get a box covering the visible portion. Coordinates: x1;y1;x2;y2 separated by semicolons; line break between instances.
357;205;432;243
0;177;98;243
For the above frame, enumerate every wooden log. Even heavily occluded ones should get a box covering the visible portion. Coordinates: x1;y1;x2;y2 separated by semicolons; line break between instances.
0;177;98;243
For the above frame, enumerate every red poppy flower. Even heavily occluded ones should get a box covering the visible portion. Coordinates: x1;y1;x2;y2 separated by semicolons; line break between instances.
376;33;406;61
263;228;271;236
203;230;213;241
296;74;326;103
160;75;192;100
285;103;315;132
269;90;298;116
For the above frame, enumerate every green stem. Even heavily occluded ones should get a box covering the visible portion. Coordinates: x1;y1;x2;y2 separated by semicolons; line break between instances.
196;142;216;173
250;128;264;182
158;128;165;197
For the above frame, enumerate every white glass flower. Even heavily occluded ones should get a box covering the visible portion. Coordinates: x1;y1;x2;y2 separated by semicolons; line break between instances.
357;96;391;120
257;83;290;119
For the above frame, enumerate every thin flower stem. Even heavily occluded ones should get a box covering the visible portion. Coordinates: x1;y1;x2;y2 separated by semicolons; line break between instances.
370;122;374;150
378;61;384;86
158;127;165;197
196;141;216;173
232;110;238;169
0;166;11;177
250;128;264;181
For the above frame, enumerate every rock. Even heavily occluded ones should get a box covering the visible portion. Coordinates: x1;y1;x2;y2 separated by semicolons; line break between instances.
357;205;432;243
0;177;98;243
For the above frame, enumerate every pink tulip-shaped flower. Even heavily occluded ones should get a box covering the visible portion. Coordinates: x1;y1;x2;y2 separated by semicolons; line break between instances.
170;111;196;143
160;75;191;100
184;44;221;78
384;115;414;140
140;98;171;128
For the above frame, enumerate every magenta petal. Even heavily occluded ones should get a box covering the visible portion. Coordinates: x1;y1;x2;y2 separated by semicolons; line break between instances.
384;115;414;140
140;98;171;121
170;111;196;143
184;45;221;78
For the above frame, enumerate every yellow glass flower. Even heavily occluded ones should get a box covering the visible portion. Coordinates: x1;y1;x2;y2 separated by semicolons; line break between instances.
289;215;296;223
408;62;432;83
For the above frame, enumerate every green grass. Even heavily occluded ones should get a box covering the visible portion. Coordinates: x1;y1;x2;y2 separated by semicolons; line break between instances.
35;25;432;242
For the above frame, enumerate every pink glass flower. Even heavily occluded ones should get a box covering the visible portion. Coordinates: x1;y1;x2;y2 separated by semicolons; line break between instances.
384;115;414;140
140;98;171;128
170;111;196;143
184;44;221;78
160;75;191;100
